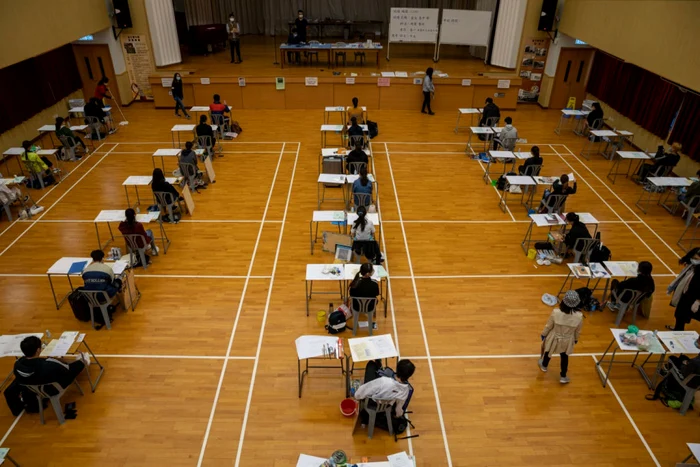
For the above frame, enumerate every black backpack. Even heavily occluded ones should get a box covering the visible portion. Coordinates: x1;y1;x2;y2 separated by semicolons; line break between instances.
496;171;516;191
68;287;91;322
325;310;347;334
589;233;611;263
367;121;378;139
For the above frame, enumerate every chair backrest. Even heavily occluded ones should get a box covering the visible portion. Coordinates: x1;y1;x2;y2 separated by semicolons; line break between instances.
500;136;517;151
669;358;700;388
683;194;700;209
180;162;198;188
153;191;176;207
198;135;213;148
58;134;76;148
650;165;673;177
591;118;603;130
24;382;64;399
79;289;111;307
485;116;499;127
209;114;225;137
522;164;542;177
544;194;567;214
347;161;367;175
573;237;599;264
123;233;147;251
353;192;372;208
350;135;365;148
84;116;100;126
350;296;377;314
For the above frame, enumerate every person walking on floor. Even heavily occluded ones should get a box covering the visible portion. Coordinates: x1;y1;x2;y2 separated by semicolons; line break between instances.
226;13;242;64
538;290;583;384
666;247;700;331
171;73;190;119
421;67;435;115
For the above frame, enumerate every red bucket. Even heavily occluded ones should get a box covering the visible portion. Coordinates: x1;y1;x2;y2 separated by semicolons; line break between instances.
340;398;357;417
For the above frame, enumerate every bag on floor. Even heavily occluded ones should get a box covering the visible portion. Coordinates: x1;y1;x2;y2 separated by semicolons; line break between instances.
640;295;653;318
575;287;593;310
589;234;611;263
534;241;553;251
367;121;378;139
326;310;347;334
230;121;242;134
68;287;91;322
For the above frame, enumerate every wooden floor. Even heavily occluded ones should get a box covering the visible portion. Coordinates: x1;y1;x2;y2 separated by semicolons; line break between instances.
0;88;698;466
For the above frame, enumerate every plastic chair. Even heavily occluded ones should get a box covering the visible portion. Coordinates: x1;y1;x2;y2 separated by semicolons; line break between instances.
521;164;542;177
572;237;598;264
209;114;226;140
679;195;700;227
153;191;182;221
180;162;200;191
79;289;114;330
84;116;103;141
306;41;321;65
347;161;367;175
124;233;150;270
612;289;646;326
667;358;700;416
349;134;365;149
351;297;378;336
352;192;372;211
57;135;78;161
542;194;567;215
497;136;518;151
334;42;347;66
197;135;214;160
590;118;603;130
23;381;83;425
353;398;393;438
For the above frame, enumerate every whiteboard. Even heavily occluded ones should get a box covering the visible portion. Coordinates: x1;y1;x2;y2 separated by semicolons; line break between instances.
439;9;492;46
389;8;439;44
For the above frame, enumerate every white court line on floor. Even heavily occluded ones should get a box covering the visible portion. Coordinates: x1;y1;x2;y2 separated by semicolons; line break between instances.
381;219;641;224
405;353;602;360
98;141;296;145
0;143;120;258
233;142;300;467
550;145;676;275
19;219;282;224
94;354;256;360
0;274;272;279
592;355;661;466
385;142;453;465
369;143;415;455
390;273;677;279
196;143;286;466
0;411;23;446
106;151;286;154
382;151;559;155
561;144;682;261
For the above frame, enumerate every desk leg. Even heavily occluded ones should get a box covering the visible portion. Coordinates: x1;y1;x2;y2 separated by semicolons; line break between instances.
557;272;573;298
597;339;617;388
554;114;564;135
635;185;652;214
5;455;19;467
498;186;508;213
281;48;285;69
48;274;61;309
607;156;620;184
298;358;305;398
80;339;105;392
310;220;315;255
159;220;170;253
305;280;310;316
482;160;491;184
521;220;534;255
454;111;461;134
466;132;472;153
95;222;103;250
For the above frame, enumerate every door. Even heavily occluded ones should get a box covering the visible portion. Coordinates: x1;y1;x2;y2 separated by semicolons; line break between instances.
550;48;594;109
72;44;121;104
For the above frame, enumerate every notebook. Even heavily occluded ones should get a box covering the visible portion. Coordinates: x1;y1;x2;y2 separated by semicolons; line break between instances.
68;261;88;274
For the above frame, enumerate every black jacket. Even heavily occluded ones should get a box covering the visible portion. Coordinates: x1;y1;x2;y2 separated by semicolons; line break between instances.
151;178;180;201
84;101;106;121
616;274;655;296
587;108;603;127
346;149;368;173
196;123;214;139
480;102;500;126
564;221;591;249
14;357;75;390
349;277;379;312
171;79;184;99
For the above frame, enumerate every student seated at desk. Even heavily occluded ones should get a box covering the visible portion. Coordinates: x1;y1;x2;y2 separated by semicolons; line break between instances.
118;208;159;261
179;141;207;188
355;358;415;423
347;97;364;124
209;94;231;131
151;168;183;223
539;174;577;213
563;213;591;256
196;115;217;150
345;143;368;174
646;348;700;404
493;116;517;150
606;261;654;311
351;206;383;264
347;117;365;148
518;146;543;175
638;142;682;182
678;169;700;208
480;97;500;127
55;117;88;157
349;262;380;314
584;102;604;134
352;166;373;208
84;97;110;138
286;27;302;63
21;140;56;187
82;249;123;298
13;335;89;395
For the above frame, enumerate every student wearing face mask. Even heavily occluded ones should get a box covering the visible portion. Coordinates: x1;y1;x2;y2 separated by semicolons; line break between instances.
666;248;700;331
171;73;190;119
294;10;308;43
226;13;241;64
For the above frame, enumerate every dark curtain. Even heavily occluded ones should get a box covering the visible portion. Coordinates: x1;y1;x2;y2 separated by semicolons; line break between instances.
587;50;686;140
0;44;82;134
669;92;700;162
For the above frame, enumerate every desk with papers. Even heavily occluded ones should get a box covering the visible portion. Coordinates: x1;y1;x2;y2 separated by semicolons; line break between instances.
305;264;388;317
295;335;347;398
93;209;169;253
554;109;589;135
521;213;566;254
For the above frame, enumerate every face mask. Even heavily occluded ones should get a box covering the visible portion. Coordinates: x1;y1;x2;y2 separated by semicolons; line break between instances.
298;14;303;19
691;258;700;265
230;17;234;22
176;77;180;81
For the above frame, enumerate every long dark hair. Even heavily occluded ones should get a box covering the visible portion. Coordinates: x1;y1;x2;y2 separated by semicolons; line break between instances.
359;165;369;186
55;116;64;132
173;73;181;85
565;212;579;224
350;263;374;289
352;97;359;108
354;206;367;232
152;168;166;185
426;67;434;78
125;208;137;226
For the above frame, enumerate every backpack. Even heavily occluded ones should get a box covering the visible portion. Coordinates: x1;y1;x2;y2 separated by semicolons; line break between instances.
496;172;516;191
589;233;611;263
325;310;347;334
230;121;242;134
68;287;91;322
367;121;378;139
575;287;600;311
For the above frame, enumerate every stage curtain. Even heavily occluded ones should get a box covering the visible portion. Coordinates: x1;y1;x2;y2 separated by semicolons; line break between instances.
669;92;700;162
586;51;623;104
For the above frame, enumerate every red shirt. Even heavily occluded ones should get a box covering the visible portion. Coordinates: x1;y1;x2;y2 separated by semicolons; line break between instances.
94;84;108;99
118;221;149;248
209;102;228;114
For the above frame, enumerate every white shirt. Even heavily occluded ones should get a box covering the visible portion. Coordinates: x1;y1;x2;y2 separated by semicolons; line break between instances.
351;218;375;241
422;75;434;93
354;376;410;417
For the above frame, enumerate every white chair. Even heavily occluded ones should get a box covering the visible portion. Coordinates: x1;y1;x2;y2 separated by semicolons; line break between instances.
153;191;182;222
572;237;599;264
610;289;646;326
351;297;378;336
521;164;542;177
667;358;700;415
352;398;393;438
679;195;700;227
23;380;83;425
57;135;79;161
197;135;214;160
79;289;115;330
179;162;200;192
352;192;372;212
496;136;517;152
349;134;365;149
124;233;150;270
541;194;567;215
347;161;367;175
209;114;227;140
84;116;103;141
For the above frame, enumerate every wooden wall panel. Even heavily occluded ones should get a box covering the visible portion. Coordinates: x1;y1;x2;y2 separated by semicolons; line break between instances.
333;84;380;109
379;83;424;111
193;84;243;109
284;83;334;109
241;84;285;109
430;85;475;112
472;86;518;110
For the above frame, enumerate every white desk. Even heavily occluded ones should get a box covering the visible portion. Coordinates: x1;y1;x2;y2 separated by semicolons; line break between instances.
324;106;345;124
0;177;26;186
483;150;516;184
682;443;700;464
0;447;18;466
678;212;700;253
635;177;692;214
305;264;345;316
514;151;533;160
597;328;665;388
69;106;111;116
171;124;195;148
499;175;536;213
37;125;59;148
93;209;169;254
454;107;481;133
348;333;398;362
309;210;346;254
37;149;62;180
608;151;651;184
122;175;180;207
320;147;371;173
46;257;132;310
189;106;210;120
321;124;344;147
581;130;619;160
557;262;610;301
521;213;566;254
603;261;639;278
152;148;181;170
2;148;25;176
554;109;589;135
562;212;600;237
317;174;348;209
295;335;347;398
467;126;494;154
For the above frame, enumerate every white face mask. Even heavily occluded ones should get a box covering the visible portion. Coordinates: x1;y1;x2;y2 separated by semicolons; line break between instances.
691;258;700;265
176;77;180;81
298;14;303;19
230;17;234;22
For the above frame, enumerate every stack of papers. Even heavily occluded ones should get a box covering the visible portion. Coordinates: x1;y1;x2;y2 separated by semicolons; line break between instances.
572;265;591;278
590;263;610;278
295;335;342;360
381;72;395;77
0;333;44;357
